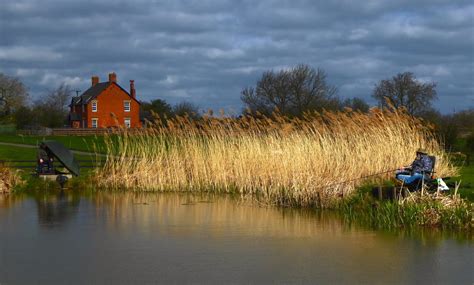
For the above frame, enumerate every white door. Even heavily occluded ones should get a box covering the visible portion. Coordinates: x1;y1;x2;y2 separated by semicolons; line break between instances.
124;118;131;128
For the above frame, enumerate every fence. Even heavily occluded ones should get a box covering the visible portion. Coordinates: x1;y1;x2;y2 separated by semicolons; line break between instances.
51;128;112;136
17;127;144;136
18;128;111;136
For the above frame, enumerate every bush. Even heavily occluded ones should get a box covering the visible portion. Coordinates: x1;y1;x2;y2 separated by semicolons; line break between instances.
466;132;474;153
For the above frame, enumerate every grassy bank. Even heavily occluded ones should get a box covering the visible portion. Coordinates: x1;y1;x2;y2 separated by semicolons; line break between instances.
0;144;97;193
0;144;95;161
97;109;457;207
0;112;470;230
339;186;473;230
0;134;106;153
456;164;473;201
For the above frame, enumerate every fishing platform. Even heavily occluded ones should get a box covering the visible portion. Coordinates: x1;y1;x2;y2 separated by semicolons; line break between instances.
1;140;100;189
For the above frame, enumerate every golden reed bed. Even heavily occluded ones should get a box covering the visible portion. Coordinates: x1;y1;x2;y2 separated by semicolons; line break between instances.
97;109;457;207
0;167;22;194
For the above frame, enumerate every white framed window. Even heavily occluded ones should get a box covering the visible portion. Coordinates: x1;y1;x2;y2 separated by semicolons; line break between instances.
91;100;98;112
91;118;98;128
124;118;131;128
82;104;85;112
124;100;131;112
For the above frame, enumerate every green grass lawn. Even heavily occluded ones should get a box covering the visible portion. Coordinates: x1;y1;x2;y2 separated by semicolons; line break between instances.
0;144;97;176
0;144;94;160
0;124;16;134
0;134;106;153
454;162;474;201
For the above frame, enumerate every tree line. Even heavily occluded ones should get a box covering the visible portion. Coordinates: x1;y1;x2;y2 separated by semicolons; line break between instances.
240;64;472;152
0;65;472;152
0;73;201;129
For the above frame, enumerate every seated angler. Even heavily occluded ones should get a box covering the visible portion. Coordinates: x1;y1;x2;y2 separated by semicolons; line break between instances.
396;148;433;186
37;142;54;174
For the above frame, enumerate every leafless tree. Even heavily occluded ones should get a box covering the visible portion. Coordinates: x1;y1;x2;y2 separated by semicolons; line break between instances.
34;83;72;128
43;83;72;112
372;72;437;115
0;73;29;117
241;64;337;117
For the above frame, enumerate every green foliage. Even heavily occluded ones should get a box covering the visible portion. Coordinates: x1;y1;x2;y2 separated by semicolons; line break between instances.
421;109;473;152
438;118;459;151
342;97;370;113
466;133;474;153
141;99;173;122
173;101;201;119
456;164;474;201
0;134;105;153
13;106;35;129
0;124;16;134
340;189;473;230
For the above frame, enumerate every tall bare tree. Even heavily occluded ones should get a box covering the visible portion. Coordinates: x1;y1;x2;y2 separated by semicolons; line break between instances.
0;73;29;118
34;83;72;128
372;72;437;115
241;64;338;117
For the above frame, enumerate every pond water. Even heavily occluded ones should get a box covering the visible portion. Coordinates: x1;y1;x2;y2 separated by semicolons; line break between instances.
0;191;472;284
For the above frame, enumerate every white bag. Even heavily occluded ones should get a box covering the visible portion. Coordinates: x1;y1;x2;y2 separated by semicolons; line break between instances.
437;178;449;191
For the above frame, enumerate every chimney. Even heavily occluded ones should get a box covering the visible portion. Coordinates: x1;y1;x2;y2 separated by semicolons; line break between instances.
91;76;99;86
108;72;117;83
130;80;136;99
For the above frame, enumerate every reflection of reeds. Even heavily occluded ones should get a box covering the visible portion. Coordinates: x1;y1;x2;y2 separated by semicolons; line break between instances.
97;109;457;207
89;192;362;239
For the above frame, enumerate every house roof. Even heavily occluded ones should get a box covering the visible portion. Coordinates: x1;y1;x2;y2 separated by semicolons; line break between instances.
80;82;110;104
70;96;81;105
70;82;140;106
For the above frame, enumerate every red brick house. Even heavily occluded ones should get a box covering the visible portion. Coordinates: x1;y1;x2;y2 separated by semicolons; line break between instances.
69;73;141;128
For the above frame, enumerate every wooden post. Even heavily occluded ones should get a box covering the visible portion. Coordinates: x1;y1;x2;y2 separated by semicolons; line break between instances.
421;177;424;196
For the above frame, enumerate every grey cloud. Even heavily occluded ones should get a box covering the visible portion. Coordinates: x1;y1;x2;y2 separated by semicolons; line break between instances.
0;0;472;112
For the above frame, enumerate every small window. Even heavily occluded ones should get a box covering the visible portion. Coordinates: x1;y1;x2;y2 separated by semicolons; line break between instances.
124;101;131;112
91;118;98;128
124;118;131;128
92;100;98;112
82;104;85;112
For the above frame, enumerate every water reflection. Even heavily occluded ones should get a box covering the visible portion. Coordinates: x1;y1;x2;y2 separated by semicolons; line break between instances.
35;191;80;228
0;191;472;284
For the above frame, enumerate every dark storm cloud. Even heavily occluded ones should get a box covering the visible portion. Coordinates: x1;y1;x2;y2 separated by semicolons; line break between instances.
1;0;472;112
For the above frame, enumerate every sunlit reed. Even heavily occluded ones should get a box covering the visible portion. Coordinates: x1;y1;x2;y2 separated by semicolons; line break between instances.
97;108;457;207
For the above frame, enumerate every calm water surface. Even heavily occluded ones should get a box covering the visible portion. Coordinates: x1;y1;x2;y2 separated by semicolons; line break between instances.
0;191;472;284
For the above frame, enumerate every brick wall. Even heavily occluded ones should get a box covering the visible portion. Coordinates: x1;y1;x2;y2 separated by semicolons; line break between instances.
87;83;140;128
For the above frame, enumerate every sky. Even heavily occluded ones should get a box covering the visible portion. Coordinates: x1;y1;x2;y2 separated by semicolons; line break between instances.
1;0;473;114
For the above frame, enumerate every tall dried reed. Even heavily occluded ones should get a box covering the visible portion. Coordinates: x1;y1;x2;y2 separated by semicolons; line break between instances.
0;166;23;193
97;108;457;207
